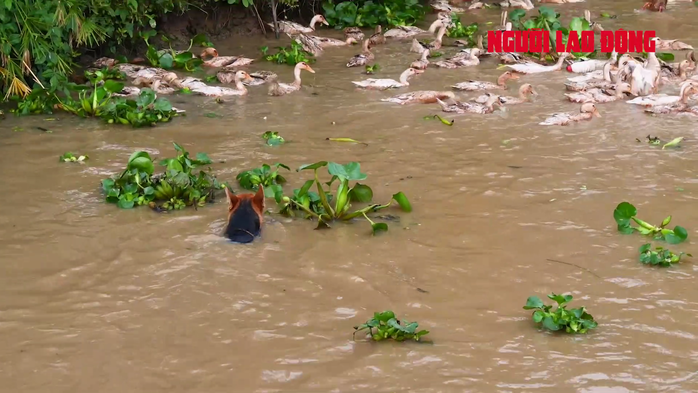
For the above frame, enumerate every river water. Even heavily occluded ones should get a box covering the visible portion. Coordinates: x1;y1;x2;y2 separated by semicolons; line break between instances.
2;1;698;392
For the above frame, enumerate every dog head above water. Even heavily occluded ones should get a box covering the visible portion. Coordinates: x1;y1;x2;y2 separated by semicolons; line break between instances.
224;186;265;243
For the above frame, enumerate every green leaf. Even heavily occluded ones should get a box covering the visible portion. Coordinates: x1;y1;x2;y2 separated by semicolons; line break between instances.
523;296;544;310
548;293;573;305
533;310;545;323
144;186;155;196
117;197;135;209
639;243;652;253
656;53;675;62
195;153;212;165
101;178;115;192
128;151;151;164
103;80;125;93
297;161;328;171
159;53;174;69
665;226;688;244
129;157;154;175
298;179;315;197
542;316;561;331
509;9;526;21
662;137;683;149
374;311;395;322
349;183;373;202
613;202;637;227
392;192;412;212
328;162;367;181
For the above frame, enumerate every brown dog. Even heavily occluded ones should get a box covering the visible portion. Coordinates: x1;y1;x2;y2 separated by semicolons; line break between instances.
224;186;265;243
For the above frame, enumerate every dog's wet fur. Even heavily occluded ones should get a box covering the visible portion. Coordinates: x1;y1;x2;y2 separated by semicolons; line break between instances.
224;186;265;243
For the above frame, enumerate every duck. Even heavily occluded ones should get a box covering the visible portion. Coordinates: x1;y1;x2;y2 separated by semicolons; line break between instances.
565;81;632;103
506;53;571;74
539;103;601;126
645;84;698;115
305;34;358;49
247;71;278;86
496;0;535;10
436;93;504;114
410;49;431;70
567;51;618;73
410;22;448;54
351;68;422;90
291;33;324;56
625;58;659;96
452;71;520;91
540;0;585;3
474;84;538;105
661;60;693;84
200;48;254;68
208;70;255;95
178;75;253;97
627;80;698;106
346;39;374;68
268;61;315;96
585;10;605;33
369;25;386;46
653;37;693;51
667;51;696;74
344;27;365;42
267;14;329;35
642;0;667;11
565;60;617;91
381;90;456;105
383;19;445;39
115;77;178;97
434;48;482;69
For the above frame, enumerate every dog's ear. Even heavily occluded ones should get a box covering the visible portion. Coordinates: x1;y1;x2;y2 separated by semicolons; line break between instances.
252;186;266;212
225;187;239;211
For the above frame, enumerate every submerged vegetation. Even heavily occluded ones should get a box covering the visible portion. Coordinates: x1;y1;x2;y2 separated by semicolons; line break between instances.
354;311;430;342
101;143;225;210
276;161;411;234
524;293;598;334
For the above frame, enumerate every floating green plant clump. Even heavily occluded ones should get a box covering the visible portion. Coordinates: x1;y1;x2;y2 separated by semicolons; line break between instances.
262;131;285;146
59;153;88;163
613;202;688;244
353;311;430;342
523;293;598;334
639;244;692;267
277;161;411;234
237;163;290;198
261;41;315;66
101;143;225;210
446;13;478;43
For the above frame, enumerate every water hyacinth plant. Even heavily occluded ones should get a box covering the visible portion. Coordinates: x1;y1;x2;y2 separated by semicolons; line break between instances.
353;311;430;342
613;202;688;244
523;293;597;334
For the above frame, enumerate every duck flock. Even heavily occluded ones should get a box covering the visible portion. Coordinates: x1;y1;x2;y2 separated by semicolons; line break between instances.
92;0;698;125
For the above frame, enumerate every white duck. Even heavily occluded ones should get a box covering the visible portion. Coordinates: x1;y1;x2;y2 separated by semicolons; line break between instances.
410;49;431;70
567;51;618;73
506;53;571;74
436;93;504;114
410;22;448;54
351;68;422;90
625;57;659;96
565;60;617;91
452;71;520;91
383;19;446;39
268;14;329;35
653;37;693;51
627;80;698;106
268;62;315;96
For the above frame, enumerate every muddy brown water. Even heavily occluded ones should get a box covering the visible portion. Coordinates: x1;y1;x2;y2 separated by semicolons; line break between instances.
3;1;698;392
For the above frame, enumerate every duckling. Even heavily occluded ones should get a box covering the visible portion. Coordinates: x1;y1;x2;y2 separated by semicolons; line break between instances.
474;84;538;105
346;39;374;68
565;81;632;103
351;68;422;90
452;71;520;91
410;49;431;70
436;93;504;114
268;14;329;35
434;48;482;69
268;62;315;96
369;25;386;46
381;90;456;105
200;48;254;68
539;103;601;126
344;27;365;42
